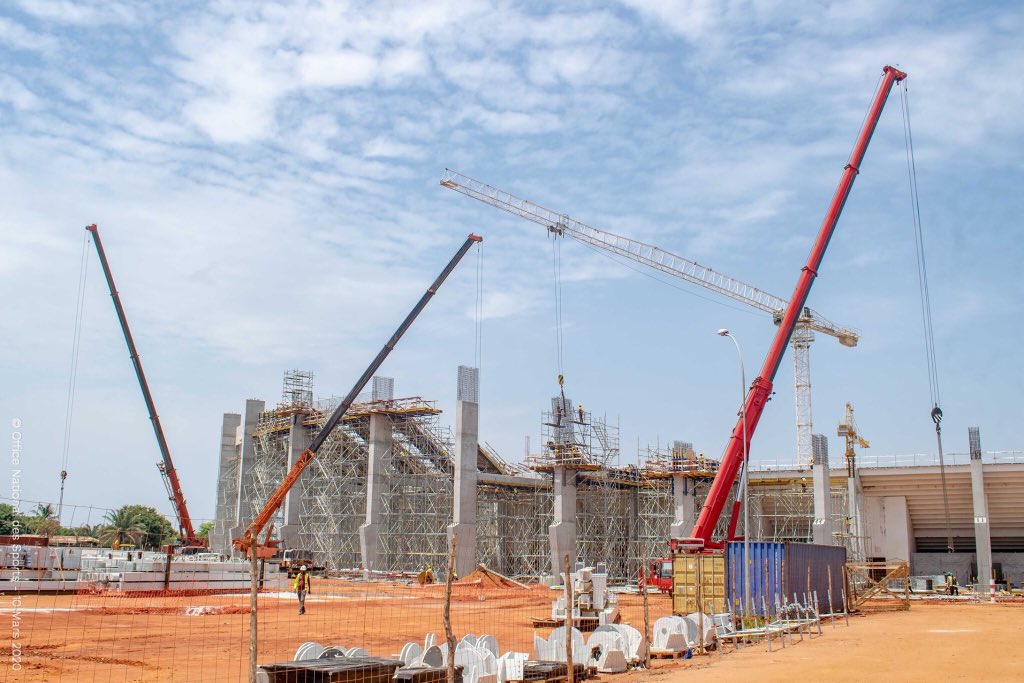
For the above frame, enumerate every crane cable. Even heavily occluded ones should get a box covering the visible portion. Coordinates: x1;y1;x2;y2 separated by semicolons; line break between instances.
900;78;954;553
474;238;483;377
58;230;91;525
550;231;565;376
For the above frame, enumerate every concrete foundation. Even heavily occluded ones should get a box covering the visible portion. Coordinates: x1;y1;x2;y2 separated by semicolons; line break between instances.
280;412;311;550
448;398;479;578
359;413;391;574
549;467;577;574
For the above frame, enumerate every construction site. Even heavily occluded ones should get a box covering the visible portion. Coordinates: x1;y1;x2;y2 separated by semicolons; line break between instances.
4;47;1023;683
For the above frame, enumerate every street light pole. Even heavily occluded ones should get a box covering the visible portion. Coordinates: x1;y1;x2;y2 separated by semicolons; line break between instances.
718;329;749;621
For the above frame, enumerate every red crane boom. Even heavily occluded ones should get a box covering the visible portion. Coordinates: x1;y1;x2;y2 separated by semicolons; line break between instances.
682;65;907;549
86;224;200;547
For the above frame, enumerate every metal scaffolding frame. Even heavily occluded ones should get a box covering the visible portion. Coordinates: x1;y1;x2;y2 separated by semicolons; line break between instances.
378;404;454;574
748;483;851;547
299;414;366;571
214;373;865;581
476;482;552;578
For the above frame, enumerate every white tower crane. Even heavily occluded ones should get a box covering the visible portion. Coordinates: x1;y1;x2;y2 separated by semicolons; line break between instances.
441;169;859;467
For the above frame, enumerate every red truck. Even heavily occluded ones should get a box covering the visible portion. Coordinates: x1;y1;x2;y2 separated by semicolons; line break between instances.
646;558;673;594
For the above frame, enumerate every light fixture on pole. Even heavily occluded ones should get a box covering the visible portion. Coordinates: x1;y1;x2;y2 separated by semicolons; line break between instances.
718;328;750;620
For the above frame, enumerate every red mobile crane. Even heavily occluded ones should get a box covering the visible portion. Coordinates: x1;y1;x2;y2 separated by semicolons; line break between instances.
677;65;907;551
86;224;202;549
233;233;483;556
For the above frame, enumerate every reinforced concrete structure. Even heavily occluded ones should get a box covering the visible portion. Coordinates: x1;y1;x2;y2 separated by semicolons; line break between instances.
212;372;1024;586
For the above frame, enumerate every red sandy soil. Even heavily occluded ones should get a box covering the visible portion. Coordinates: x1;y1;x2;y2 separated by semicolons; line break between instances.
2;579;1020;682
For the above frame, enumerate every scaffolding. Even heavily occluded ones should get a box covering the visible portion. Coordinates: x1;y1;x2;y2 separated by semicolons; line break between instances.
299;412;366;571
476;481;552;578
210;451;240;555
748;483;852;548
636;478;674;570
215;375;869;582
377;400;454;574
529;396;619;470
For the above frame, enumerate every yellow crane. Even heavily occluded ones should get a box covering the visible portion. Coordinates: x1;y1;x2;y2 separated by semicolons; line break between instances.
838;402;869;560
837;402;869;477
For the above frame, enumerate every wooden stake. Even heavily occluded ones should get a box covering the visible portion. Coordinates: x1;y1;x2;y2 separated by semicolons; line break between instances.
248;548;258;683
642;564;651;668
563;554;575;683
445;537;457;683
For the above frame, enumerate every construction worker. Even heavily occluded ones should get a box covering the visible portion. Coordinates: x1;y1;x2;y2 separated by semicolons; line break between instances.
577;404;584;423
295;565;311;614
945;571;959;596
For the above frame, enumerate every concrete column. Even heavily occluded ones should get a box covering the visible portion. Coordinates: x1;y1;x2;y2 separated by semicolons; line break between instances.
969;427;992;588
231;399;264;545
812;434;834;545
549;467;577;575
359;413;391;575
669;474;697;538
448;399;479;578
847;472;865;561
280;412;311;550
210;412;241;555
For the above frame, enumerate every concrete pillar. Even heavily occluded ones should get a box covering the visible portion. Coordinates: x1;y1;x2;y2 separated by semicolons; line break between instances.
280;412;311;550
210;412;241;555
811;434;834;545
669;474;696;538
549;466;577;575
847;472;865;561
359;413;391;574
448;398;479;578
969;427;992;587
231;399;264;544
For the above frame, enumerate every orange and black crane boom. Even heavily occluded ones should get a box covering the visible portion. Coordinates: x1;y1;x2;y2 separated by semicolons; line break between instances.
233;233;483;554
681;65;907;550
85;224;200;546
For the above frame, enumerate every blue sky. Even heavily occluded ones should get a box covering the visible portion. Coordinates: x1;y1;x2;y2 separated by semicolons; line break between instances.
1;0;1021;526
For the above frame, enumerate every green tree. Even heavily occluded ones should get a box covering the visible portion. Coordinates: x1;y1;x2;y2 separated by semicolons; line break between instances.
98;508;146;548
119;505;176;548
27;502;59;537
197;521;214;540
33;503;55;519
0;503;16;535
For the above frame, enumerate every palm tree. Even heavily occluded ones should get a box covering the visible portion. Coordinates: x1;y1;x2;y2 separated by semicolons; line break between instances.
33;503;55;519
98;509;145;548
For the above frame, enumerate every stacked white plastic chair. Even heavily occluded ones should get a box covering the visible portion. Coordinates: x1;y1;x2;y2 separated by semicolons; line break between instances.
533;626;586;663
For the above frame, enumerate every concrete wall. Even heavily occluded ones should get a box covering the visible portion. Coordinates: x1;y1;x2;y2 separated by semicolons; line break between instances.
910;552;1024;588
863;495;913;561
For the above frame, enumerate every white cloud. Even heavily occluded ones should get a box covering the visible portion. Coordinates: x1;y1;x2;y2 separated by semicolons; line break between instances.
0;15;57;51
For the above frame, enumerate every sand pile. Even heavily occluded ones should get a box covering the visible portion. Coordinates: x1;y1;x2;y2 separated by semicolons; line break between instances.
458;565;528;589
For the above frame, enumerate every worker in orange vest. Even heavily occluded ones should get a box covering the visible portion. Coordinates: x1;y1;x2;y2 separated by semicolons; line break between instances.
294;565;312;614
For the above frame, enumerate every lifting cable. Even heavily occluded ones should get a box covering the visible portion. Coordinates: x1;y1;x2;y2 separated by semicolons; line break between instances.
550;231;565;376
474;238;483;373
900;77;954;553
58;230;91;524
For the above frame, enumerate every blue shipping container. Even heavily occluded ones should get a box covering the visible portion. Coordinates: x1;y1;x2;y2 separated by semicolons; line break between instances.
726;541;846;616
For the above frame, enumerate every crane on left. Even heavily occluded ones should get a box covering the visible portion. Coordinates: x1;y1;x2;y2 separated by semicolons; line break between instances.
85;224;203;552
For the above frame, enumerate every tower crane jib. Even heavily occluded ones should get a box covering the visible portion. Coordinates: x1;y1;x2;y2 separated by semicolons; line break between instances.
440;169;859;467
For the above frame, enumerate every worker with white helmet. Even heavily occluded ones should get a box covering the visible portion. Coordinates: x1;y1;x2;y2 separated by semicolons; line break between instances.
294;565;311;615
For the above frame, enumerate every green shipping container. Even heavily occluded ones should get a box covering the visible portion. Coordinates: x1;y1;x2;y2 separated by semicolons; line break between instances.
671;551;727;615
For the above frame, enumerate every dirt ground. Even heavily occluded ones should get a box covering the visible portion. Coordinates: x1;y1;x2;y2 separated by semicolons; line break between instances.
3;579;1022;682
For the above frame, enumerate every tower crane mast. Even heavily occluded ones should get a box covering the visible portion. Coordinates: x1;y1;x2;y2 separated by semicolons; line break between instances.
439;172;858;467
